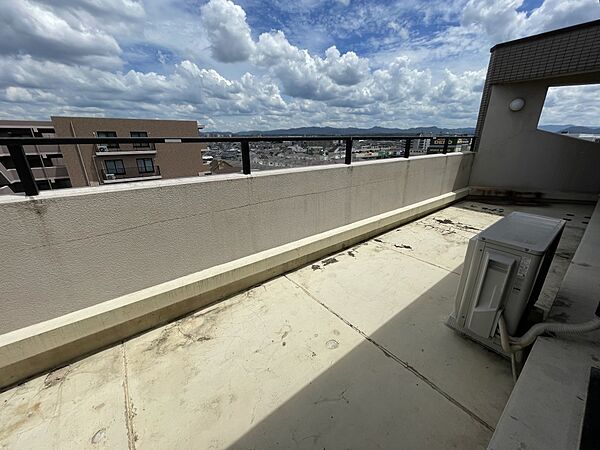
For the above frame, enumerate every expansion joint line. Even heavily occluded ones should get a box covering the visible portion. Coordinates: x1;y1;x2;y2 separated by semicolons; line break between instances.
285;275;494;433
121;344;137;450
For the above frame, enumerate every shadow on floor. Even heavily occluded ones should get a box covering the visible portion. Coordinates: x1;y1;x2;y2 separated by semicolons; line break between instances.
228;266;509;449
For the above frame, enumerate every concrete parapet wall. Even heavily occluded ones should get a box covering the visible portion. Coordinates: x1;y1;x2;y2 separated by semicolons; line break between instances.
0;187;468;390
0;153;472;335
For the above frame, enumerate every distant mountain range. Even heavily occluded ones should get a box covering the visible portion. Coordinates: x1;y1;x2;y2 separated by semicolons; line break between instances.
539;124;600;134
204;126;476;137
204;124;600;136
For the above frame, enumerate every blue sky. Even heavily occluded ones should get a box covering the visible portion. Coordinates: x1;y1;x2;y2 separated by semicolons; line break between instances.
1;0;599;131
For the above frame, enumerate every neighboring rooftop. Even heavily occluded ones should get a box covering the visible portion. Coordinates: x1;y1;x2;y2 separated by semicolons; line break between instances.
0;200;591;448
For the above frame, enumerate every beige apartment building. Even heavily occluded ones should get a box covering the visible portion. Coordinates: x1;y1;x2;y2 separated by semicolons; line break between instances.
0;119;68;192
0;116;207;193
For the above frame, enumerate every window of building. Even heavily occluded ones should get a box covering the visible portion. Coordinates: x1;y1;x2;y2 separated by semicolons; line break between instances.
538;85;600;142
97;131;119;149
130;131;150;147
137;158;154;173
105;159;125;175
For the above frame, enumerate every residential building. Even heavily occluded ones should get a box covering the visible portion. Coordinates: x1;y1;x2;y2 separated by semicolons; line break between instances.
426;136;471;153
205;159;240;175
0;120;71;192
0;116;207;192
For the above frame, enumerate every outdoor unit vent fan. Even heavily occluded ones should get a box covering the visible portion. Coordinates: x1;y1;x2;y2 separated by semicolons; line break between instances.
447;212;565;355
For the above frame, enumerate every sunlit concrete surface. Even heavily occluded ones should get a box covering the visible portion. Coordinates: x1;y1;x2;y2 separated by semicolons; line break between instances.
0;200;591;449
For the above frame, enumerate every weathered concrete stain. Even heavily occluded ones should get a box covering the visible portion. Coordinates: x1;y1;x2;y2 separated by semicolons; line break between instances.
434;218;480;232
326;339;339;349
44;365;71;389
144;302;238;356
91;428;107;444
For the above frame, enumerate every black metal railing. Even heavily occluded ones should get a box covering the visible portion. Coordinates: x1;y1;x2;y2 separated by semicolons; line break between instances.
0;134;476;196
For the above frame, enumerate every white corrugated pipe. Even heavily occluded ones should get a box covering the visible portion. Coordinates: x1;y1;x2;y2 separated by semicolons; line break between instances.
509;316;600;351
498;313;519;383
498;305;600;382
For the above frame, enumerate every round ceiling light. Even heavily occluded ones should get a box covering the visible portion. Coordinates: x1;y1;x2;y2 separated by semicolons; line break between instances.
509;98;525;112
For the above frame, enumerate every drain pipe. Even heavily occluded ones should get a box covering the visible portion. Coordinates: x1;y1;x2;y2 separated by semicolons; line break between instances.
509;314;600;351
70;121;91;186
498;302;600;382
498;313;519;383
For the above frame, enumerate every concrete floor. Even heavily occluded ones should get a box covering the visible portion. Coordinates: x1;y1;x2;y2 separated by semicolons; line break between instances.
0;200;591;449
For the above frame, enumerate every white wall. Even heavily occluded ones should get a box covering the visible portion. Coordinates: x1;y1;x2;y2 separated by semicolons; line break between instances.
470;82;600;195
0;153;472;334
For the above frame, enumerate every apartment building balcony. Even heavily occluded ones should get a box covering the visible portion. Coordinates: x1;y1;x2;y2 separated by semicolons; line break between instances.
101;164;161;183
1;165;69;184
95;142;157;156
20;166;69;181
0;144;62;156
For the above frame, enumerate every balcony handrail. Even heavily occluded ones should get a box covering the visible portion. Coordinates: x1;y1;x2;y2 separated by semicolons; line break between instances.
95;142;156;151
0;134;476;196
101;164;161;180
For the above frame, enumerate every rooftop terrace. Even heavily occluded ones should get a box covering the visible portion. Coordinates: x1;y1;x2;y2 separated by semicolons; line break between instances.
2;18;600;450
0;199;591;449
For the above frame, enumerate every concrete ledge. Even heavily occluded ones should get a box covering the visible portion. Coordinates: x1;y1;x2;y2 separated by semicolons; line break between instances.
0;188;468;390
469;186;598;204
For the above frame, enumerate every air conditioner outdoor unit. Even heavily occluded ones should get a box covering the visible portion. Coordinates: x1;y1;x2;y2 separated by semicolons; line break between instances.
97;145;109;152
105;173;116;180
447;212;565;355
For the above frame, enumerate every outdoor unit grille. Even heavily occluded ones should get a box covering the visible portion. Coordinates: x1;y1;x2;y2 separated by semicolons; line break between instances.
447;212;565;354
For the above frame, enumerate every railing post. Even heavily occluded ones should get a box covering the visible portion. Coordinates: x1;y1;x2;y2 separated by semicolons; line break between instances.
7;144;39;196
404;138;411;158
442;137;449;154
345;139;352;165
469;136;477;152
240;140;251;175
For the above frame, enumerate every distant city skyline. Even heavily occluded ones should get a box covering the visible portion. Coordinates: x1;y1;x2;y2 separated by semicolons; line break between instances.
1;0;599;131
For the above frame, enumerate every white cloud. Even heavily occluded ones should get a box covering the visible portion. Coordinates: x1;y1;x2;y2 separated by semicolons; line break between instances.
323;47;369;86
539;84;600;126
461;0;527;42
387;21;410;40
200;0;256;63
1;0;598;131
253;31;299;67
0;0;127;68
425;0;599;62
